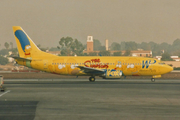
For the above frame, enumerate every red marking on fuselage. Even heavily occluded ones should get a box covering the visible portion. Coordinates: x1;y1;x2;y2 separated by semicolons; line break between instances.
84;59;109;69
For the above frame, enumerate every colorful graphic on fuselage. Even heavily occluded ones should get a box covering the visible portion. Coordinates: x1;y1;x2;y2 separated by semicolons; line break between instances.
84;59;109;69
105;69;122;76
15;30;32;56
142;59;156;68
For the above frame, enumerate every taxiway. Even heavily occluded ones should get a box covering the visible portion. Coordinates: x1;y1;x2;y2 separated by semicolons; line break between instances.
0;79;180;120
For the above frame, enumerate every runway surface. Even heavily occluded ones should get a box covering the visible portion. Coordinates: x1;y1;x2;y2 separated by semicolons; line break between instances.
0;79;180;120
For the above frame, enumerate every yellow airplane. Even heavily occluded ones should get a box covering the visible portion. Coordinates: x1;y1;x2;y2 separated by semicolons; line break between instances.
12;26;173;82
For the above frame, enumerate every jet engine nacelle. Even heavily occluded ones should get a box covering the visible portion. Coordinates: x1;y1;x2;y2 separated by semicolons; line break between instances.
102;69;122;79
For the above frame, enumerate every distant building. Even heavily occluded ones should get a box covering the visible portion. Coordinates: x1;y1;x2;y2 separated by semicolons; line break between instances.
83;36;152;57
110;50;152;57
130;50;152;57
7;57;14;63
172;58;180;61
105;39;108;51
155;56;180;61
9;51;12;56
171;56;178;59
155;56;162;60
170;56;180;61
87;36;93;52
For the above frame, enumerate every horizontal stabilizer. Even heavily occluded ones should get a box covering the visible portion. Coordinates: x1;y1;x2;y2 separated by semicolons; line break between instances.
12;56;32;61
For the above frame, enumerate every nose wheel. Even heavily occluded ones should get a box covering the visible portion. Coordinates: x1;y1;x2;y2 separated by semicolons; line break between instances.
89;76;95;82
151;78;155;82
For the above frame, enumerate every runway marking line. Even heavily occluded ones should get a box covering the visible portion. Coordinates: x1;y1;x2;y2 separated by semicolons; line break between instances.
0;90;10;97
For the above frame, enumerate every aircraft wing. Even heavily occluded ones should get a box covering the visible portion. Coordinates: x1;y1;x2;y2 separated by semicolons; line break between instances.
76;66;105;74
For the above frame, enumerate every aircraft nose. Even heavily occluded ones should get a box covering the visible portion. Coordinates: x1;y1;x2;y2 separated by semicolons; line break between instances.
166;65;173;73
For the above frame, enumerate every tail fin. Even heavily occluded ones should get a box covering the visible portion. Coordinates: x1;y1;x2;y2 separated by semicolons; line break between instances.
13;26;42;58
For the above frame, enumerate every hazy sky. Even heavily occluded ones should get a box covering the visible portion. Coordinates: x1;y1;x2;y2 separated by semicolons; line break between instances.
1;0;180;49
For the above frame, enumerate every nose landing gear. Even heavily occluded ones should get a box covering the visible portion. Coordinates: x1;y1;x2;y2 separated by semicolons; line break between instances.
151;78;155;82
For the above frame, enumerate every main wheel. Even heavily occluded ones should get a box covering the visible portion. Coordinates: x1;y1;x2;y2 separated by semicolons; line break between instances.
151;78;155;82
89;77;95;82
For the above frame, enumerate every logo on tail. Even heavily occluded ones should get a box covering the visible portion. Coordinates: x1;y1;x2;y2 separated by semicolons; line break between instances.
15;30;32;57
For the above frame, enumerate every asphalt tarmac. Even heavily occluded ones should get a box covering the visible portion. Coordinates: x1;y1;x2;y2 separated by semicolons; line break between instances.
0;79;180;120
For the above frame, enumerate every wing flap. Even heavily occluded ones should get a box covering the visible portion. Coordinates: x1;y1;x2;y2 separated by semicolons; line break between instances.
76;66;105;74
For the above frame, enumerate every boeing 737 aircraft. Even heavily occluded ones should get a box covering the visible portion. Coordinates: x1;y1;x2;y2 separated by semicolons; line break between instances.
12;26;173;82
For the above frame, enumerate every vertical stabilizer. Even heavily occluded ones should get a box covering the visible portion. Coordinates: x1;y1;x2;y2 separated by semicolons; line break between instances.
13;26;42;58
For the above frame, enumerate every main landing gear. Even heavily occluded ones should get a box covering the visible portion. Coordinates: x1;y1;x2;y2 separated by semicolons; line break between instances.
89;76;95;82
151;78;155;82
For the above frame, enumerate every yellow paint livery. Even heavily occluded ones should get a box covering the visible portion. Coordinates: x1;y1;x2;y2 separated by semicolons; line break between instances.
12;26;173;82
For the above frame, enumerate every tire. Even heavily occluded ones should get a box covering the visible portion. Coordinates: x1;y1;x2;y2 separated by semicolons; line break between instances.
151;78;155;82
89;77;95;82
